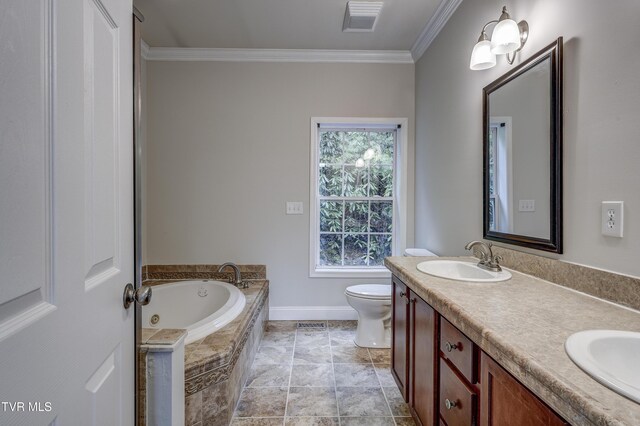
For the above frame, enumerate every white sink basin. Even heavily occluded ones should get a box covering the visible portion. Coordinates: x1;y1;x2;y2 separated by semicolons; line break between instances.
565;330;640;404
416;260;511;283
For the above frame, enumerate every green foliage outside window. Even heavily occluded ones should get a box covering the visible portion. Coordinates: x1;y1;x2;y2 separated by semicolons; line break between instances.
318;130;394;267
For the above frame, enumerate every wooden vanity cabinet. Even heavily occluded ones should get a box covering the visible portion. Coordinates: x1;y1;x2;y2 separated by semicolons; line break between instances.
480;353;568;426
391;276;438;426
391;275;568;426
410;290;438;426
391;276;410;399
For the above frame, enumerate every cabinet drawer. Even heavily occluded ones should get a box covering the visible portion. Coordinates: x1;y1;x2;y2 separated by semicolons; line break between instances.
440;318;475;382
439;359;476;426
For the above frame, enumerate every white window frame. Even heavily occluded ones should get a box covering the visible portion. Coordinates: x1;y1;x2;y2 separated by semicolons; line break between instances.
489;116;513;234
489;125;500;230
309;117;408;278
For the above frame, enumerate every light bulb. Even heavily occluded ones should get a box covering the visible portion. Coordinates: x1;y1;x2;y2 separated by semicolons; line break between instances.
490;17;521;54
470;39;496;70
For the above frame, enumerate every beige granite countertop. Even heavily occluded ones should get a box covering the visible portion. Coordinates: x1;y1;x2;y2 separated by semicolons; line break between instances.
384;256;640;426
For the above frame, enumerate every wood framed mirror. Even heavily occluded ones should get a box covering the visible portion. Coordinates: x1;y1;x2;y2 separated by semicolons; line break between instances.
483;37;563;253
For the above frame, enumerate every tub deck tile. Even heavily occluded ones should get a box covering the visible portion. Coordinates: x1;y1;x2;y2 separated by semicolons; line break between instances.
145;328;187;345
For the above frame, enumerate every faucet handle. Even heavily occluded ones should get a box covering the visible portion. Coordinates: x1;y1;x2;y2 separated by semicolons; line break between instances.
471;247;488;262
485;254;503;272
485;241;494;255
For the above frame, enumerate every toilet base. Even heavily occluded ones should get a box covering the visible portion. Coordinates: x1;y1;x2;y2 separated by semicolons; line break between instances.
344;285;392;349
353;317;391;349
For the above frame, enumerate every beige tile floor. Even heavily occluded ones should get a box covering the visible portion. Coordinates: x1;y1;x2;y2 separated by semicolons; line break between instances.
230;320;416;426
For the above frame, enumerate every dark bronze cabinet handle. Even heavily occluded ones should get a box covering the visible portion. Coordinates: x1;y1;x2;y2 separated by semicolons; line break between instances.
445;398;457;410
445;341;459;352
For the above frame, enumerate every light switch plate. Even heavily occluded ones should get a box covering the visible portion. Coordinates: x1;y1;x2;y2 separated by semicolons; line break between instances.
286;201;303;215
602;201;623;237
519;200;535;212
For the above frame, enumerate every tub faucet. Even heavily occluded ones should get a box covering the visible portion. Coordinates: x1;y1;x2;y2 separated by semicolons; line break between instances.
217;262;246;288
464;241;503;272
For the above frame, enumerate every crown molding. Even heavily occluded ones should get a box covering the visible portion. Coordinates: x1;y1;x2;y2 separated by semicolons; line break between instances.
141;46;413;64
410;0;463;61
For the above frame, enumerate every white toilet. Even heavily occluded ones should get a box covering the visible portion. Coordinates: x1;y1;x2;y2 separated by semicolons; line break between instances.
345;248;437;348
345;284;392;348
403;248;437;257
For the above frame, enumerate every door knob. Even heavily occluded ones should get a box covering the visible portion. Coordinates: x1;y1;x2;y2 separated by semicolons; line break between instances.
123;283;153;309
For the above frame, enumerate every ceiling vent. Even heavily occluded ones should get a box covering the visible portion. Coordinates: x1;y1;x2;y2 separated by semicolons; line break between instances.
343;1;383;32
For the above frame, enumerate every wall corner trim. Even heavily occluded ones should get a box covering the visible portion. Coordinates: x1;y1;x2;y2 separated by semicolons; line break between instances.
141;39;151;60
141;46;414;64
410;0;463;61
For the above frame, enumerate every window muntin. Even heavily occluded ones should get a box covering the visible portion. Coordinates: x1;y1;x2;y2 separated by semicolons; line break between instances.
315;128;395;269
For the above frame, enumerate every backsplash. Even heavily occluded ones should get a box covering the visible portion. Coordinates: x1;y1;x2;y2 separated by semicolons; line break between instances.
143;264;267;283
493;246;640;311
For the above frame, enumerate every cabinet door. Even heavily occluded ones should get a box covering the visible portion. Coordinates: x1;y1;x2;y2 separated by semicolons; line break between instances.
480;352;568;426
410;291;438;426
392;276;410;400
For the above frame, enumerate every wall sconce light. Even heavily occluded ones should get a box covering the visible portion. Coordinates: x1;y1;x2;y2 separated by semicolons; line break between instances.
469;6;529;70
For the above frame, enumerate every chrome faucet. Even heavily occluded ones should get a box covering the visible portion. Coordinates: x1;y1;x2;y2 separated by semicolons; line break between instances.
217;262;246;288
464;241;503;272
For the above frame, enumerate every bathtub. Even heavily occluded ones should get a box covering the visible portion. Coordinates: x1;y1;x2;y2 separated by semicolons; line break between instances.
142;280;246;344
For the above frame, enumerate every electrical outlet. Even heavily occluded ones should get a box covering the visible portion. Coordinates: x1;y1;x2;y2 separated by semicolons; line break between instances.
601;201;623;237
286;201;303;215
518;200;535;212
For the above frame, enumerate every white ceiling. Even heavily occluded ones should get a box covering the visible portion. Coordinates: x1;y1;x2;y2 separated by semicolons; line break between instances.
134;0;442;50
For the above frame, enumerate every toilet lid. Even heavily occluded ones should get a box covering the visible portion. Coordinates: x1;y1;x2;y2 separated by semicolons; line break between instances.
345;284;391;300
404;248;437;257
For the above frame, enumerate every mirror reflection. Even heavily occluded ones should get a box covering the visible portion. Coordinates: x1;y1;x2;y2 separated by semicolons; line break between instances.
488;58;550;239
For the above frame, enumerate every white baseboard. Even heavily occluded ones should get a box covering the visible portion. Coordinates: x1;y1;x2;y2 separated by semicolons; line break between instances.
269;306;358;321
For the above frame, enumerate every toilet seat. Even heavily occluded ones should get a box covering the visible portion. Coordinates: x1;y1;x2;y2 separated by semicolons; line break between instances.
345;284;391;300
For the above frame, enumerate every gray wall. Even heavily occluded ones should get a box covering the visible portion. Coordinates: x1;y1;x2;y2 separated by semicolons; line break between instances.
415;0;640;277
145;61;415;308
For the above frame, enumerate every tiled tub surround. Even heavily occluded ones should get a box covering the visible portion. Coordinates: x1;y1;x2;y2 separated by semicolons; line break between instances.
385;256;640;426
140;265;269;426
139;282;268;426
183;280;268;426
231;320;416;426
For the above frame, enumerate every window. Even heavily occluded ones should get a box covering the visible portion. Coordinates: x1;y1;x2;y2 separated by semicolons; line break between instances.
488;117;513;234
488;125;499;230
310;118;408;278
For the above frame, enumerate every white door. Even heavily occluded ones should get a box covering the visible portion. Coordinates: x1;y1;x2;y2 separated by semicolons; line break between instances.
0;0;135;425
